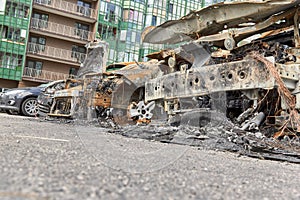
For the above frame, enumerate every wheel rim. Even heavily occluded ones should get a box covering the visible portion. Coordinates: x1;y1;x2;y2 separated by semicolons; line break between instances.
24;99;38;116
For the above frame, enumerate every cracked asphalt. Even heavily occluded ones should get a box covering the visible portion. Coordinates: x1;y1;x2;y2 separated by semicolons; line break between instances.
0;113;300;200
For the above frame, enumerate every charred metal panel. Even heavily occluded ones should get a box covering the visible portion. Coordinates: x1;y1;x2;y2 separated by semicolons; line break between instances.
146;48;194;65
77;40;108;77
111;77;138;110
145;58;275;102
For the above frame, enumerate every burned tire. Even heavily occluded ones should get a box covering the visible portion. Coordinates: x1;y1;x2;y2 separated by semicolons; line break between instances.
21;97;38;117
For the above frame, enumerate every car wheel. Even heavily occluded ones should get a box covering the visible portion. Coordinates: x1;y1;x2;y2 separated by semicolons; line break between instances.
21;97;38;117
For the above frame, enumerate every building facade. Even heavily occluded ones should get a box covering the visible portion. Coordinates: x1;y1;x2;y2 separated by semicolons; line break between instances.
0;0;228;88
0;0;99;88
98;0;206;64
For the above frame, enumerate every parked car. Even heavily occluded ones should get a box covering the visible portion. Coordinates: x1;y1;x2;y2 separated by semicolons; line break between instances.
0;80;65;117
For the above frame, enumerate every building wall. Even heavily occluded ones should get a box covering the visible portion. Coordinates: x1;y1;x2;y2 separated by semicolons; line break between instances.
43;60;73;74
0;78;19;88
20;0;97;87
18;80;40;87
40;37;77;51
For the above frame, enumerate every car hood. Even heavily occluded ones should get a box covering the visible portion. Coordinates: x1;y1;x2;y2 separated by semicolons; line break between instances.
3;87;42;95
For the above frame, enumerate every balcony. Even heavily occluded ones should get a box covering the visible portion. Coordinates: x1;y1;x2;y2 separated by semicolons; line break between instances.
30;18;95;43
27;42;86;64
33;0;97;22
0;39;26;55
22;67;71;82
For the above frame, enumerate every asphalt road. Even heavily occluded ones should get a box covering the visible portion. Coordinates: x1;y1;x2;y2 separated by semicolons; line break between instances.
0;113;300;200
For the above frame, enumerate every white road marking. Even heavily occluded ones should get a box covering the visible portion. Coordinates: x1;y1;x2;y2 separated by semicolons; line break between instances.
14;135;69;142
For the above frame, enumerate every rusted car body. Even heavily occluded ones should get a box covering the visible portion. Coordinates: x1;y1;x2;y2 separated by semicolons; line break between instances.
141;0;300;134
47;60;168;123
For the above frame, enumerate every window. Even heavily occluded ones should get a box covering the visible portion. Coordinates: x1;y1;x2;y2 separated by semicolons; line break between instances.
151;15;157;26
69;67;78;78
33;13;48;21
0;26;25;43
4;26;21;41
126;30;132;42
5;2;29;18
29;36;46;52
74;22;89;39
105;3;116;22
34;0;51;5
136;32;141;43
32;13;49;29
98;24;117;39
71;45;86;63
0;53;22;69
129;9;134;21
7;27;20;41
169;3;173;14
154;0;160;6
0;26;7;39
30;36;46;45
27;60;43;70
124;9;143;23
26;60;43;76
133;0;145;3
77;0;91;17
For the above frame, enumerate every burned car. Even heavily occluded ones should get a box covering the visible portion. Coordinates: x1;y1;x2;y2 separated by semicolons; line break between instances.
0;80;65;117
44;40;171;124
37;80;67;116
48;60;170;124
141;0;300;136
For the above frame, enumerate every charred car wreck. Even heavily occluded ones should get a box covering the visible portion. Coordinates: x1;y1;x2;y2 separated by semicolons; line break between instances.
43;0;300;138
41;40;169;124
141;0;300;137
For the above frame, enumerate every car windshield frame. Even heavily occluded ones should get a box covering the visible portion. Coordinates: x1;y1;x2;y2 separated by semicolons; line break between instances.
37;81;59;88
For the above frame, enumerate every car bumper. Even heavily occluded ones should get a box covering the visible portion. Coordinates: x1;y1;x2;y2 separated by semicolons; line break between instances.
0;94;21;112
0;104;19;111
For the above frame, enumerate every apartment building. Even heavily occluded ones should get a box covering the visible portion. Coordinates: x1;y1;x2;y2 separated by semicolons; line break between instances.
0;0;230;88
98;0;205;64
0;0;99;88
0;0;30;87
23;0;99;87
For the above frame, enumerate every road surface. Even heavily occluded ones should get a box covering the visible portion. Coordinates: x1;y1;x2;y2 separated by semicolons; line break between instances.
0;113;299;200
